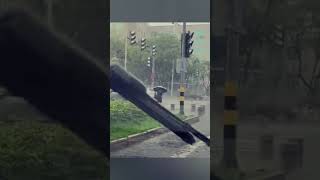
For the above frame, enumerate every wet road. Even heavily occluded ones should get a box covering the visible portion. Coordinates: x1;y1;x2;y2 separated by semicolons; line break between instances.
212;112;320;179
111;99;210;158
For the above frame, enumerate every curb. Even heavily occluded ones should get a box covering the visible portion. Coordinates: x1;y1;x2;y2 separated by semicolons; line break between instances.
110;116;200;152
246;170;286;180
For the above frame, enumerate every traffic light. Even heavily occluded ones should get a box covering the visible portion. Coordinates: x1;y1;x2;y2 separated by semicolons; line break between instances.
272;25;284;47
141;38;146;50
129;31;136;45
184;31;194;57
147;57;151;67
152;45;157;56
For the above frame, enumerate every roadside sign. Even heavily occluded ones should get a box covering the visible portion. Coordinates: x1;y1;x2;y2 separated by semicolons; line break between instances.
176;58;181;73
176;58;187;73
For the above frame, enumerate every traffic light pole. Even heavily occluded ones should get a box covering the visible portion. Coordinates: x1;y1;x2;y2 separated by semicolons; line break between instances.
171;23;177;96
179;22;187;115
222;0;242;169
171;57;174;96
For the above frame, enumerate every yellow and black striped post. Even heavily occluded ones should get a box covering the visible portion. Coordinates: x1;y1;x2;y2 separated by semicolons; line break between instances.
223;80;238;168
178;85;185;115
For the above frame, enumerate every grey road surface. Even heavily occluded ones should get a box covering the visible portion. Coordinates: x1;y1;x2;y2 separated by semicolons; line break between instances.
111;99;210;158
212;111;320;179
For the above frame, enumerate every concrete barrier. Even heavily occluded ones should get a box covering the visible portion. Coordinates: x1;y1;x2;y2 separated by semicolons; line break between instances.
201;105;206;112
198;105;205;116
281;138;304;171
191;104;196;112
170;104;175;111
260;135;274;160
247;171;286;180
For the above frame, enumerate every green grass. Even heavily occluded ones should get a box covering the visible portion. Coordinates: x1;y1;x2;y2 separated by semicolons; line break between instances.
110;119;161;141
0;99;189;178
110;100;189;141
0;119;107;180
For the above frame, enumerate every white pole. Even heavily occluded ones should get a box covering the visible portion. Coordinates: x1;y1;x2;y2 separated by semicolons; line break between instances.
171;22;176;96
171;57;174;96
151;51;155;88
124;33;128;71
179;22;186;114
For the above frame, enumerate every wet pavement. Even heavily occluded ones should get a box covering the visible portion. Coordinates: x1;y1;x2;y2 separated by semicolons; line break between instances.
111;99;210;158
212;112;320;179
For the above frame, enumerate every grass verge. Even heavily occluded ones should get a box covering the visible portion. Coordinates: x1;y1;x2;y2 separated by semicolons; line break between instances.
0;119;107;180
110;100;188;141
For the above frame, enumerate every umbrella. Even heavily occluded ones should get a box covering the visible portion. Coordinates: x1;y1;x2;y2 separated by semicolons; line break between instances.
153;86;167;93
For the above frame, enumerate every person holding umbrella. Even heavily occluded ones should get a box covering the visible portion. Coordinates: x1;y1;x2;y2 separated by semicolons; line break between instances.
153;86;167;103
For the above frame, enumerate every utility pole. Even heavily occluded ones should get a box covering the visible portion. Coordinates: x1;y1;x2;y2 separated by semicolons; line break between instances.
151;54;155;88
197;70;201;96
171;22;177;96
222;0;243;169
179;22;187;115
171;57;174;96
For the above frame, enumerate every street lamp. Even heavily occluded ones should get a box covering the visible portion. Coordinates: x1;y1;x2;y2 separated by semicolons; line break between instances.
150;45;157;88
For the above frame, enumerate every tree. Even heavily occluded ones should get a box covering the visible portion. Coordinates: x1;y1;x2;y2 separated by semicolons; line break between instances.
199;61;210;96
120;32;181;86
110;28;209;90
241;0;320;91
110;35;125;66
150;33;181;86
291;16;320;96
186;57;201;84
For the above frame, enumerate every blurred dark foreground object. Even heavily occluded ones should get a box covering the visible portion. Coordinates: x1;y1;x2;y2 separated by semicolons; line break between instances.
0;9;209;159
110;65;210;146
0;9;108;156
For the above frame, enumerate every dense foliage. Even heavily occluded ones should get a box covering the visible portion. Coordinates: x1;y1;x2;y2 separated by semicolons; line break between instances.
0;119;106;180
110;100;188;141
110;30;210;95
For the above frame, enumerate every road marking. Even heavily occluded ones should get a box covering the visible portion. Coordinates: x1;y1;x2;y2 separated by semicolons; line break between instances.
170;136;210;158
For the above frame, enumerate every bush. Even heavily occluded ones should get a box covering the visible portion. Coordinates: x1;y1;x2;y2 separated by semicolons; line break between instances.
110;100;189;141
0;120;107;180
110;100;160;140
110;100;149;123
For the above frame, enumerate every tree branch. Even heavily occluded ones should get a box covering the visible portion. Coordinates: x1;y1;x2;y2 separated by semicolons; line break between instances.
295;35;313;92
311;53;320;86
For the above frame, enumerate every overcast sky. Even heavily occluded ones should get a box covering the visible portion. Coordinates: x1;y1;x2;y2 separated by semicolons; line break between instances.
148;22;210;26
